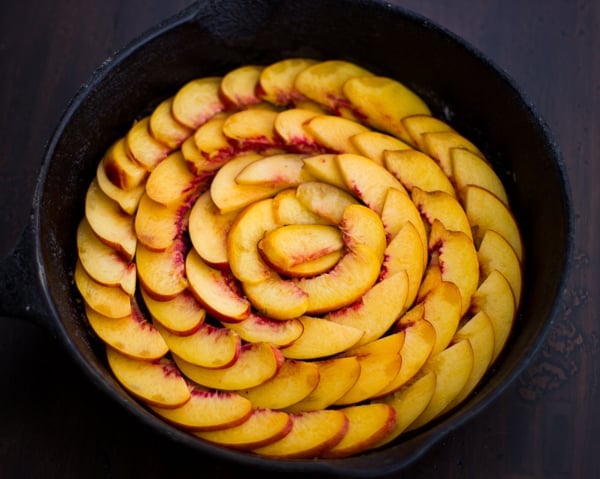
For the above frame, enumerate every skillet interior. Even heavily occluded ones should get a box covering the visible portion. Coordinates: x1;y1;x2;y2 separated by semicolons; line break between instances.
34;0;571;475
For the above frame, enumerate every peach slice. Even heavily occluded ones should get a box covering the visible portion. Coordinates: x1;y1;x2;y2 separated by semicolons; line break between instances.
294;59;373;116
294;244;382;314
379;221;425;308
376;370;437;446
74;260;131;319
106;347;190;408
376;318;436;396
187;190;238;268
185;249;250;322
134;193;181;251
343;75;431;143
101;137;148;190
141;288;205;335
336;153;407;214
464;185;524;262
226;198;278;283
222;109;279;150
304;115;370;153
222;312;303;348
258;57;318;106
242;272;309;320
411;187;472;239
429;220;480;316
384;149;456;197
76;218;136;295
280;316;364;360
173;342;283;391
195;408;293;450
252;409;349;459
416;263;443;302
234;153;314;187
84;303;168;360
334;332;405;405
96;159;145;215
349;130;411;165
273;108;323;152
188;113;236;172
126;116;171;170
145;151;200;208
448;310;495;408
471;269;516;363
301;153;346;189
149;96;193;149
136;239;188;301
153;321;240;369
284;356;361;412
271;188;329;226
210;153;282;213
237;359;320;409
322;403;396;458
477;229;523;308
171;76;225;129
421;281;463;356
85;179;137;260
451;148;508;205
295;181;359;225
327;271;409;346
407;338;474;430
422;130;482;177
220;64;264;108
401;114;455;151
258;224;344;274
151;385;252;431
340;203;387;261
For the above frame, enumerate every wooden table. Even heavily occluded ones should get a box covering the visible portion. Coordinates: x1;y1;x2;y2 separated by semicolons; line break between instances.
1;0;597;477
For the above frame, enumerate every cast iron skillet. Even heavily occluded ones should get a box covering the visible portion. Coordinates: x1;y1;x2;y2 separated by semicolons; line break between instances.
0;0;572;476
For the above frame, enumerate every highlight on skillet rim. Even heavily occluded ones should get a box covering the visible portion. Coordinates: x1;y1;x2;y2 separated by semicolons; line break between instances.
74;56;525;460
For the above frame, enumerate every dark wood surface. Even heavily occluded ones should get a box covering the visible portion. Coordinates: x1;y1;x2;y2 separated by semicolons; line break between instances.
1;0;598;477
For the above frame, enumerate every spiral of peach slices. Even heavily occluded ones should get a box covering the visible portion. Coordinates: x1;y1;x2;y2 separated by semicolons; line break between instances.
75;58;524;459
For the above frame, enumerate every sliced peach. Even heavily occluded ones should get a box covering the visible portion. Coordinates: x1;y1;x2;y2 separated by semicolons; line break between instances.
327;271;409;346
237;359;320;409
384;149;456;197
222;312;303;348
188;190;238;268
185;249;250;322
85;303;168;360
304;115;370;153
195;408;293;450
126;116;171;170
136;239;188;301
243;272;309;320
295;181;359;224
76;218;136;295
284;356;361;412
340;203;387;261
416;263;442;302
74;260;131;318
322;403;396;458
173;342;282;391
172;76;225;129
188;113;237;172
336;153;407;214
235;153;314;187
153;321;240;369
451;148;508;205
301;153;346;189
412;187;472;239
422;130;482;177
220;64;264;108
106;347;190;408
149;96;193;149
407;339;474;430
464;185;524;262
350;130;411;165
134;193;180;251
273;108;323;152
258;57;318;106
252;409;348;459
141;288;205;335
222;108;280;150
421;281;463;356
145;151;199;207
343;75;431;143
401;114;454;151
280;316;364;360
271;188;328;226
101;137;147;190
85;179;137;260
96;159;145;215
151;385;252;431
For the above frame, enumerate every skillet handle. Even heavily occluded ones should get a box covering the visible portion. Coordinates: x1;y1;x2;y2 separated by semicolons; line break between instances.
0;220;52;330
